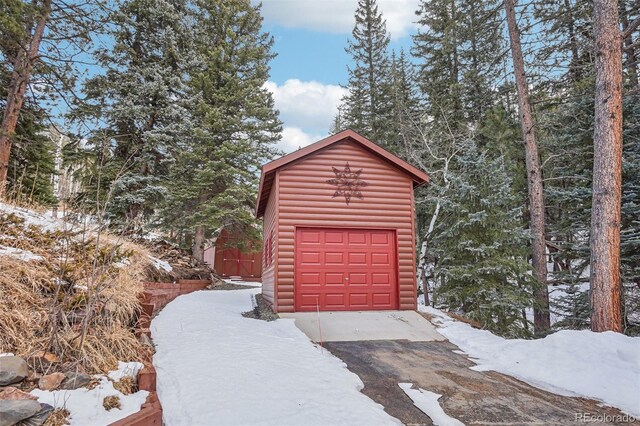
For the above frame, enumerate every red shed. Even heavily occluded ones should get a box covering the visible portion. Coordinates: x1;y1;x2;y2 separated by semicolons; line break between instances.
206;229;262;280
256;130;429;312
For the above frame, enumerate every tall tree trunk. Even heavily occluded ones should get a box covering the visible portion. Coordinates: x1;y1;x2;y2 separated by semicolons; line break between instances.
590;0;624;333
0;0;51;196
193;225;206;263
504;0;551;333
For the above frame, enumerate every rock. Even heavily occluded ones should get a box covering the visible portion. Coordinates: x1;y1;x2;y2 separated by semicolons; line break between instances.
28;353;57;365
37;373;64;392
0;357;29;386
0;400;41;426
17;403;53;426
0;388;37;401
59;372;90;390
26;353;58;375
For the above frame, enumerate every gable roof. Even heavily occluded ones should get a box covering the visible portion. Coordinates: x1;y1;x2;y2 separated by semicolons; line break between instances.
255;129;430;218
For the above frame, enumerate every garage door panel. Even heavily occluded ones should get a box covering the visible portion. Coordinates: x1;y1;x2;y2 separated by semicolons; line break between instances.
325;293;346;308
300;251;321;265
371;233;390;245
325;232;344;244
325;252;344;264
299;294;321;309
295;227;397;312
347;272;368;285
372;272;391;285
372;293;391;306
325;272;345;285
300;230;320;244
371;252;390;265
299;272;320;285
347;232;367;245
348;252;367;265
349;293;369;307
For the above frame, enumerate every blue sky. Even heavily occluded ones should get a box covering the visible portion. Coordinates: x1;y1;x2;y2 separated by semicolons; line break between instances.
257;0;420;153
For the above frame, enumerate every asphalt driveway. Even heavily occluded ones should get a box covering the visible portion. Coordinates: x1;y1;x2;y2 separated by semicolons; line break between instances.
324;340;634;426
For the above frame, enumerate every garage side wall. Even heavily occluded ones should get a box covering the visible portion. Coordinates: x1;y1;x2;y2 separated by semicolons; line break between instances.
261;178;278;307
275;140;417;312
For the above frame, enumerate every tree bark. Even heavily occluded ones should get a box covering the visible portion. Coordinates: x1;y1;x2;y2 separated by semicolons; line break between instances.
504;0;551;333
193;225;206;263
590;0;624;333
0;0;52;196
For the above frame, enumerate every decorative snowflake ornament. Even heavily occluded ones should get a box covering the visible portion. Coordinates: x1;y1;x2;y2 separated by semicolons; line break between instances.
326;162;368;205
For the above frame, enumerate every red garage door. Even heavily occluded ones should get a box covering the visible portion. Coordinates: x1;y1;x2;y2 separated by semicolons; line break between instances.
295;227;398;311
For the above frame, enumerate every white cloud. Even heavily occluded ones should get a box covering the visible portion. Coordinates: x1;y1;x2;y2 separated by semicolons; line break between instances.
279;127;324;154
265;79;347;134
258;0;420;39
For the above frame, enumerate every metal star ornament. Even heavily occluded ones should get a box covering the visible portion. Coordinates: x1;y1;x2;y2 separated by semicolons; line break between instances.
326;162;368;205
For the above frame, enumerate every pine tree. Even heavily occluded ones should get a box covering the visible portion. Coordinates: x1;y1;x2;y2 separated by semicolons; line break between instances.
590;0;624;332
341;0;393;148
0;64;55;205
162;0;281;261
413;0;464;128
388;48;418;155
0;0;104;195
621;95;640;333
74;0;192;230
430;138;535;337
413;0;503;129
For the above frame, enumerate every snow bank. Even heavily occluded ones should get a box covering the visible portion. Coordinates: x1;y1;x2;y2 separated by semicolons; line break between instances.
223;278;261;287
152;289;399;426
0;245;43;261
31;363;149;425
398;383;464;426
107;361;144;382
149;256;172;272
1;202;67;232
1;202;172;274
422;306;640;416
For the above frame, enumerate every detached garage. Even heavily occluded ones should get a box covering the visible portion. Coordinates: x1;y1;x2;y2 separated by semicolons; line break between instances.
255;129;429;313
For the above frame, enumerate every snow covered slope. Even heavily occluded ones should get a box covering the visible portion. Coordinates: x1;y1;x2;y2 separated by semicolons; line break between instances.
422;306;640;417
152;289;400;426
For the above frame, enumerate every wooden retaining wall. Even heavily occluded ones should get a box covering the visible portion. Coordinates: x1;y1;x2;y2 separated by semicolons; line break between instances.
110;279;211;426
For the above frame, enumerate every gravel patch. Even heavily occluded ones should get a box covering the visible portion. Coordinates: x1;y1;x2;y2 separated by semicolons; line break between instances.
242;294;278;322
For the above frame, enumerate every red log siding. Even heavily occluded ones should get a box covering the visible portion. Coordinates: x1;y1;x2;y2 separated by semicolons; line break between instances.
275;140;417;312
261;177;278;307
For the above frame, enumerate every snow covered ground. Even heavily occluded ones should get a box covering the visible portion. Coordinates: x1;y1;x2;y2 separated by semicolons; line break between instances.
421;306;640;417
152;288;399;426
222;277;262;287
0;201;172;272
0;245;43;261
521;283;590;325
31;362;148;425
398;383;463;426
0;201;86;233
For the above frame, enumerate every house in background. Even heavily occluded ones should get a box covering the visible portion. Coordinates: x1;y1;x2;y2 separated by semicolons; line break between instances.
255;129;429;313
204;229;262;281
47;127;82;216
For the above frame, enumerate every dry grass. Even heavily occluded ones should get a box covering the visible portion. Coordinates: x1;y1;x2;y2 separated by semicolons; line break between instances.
112;375;137;395
103;395;122;411
43;408;70;426
0;209;150;374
